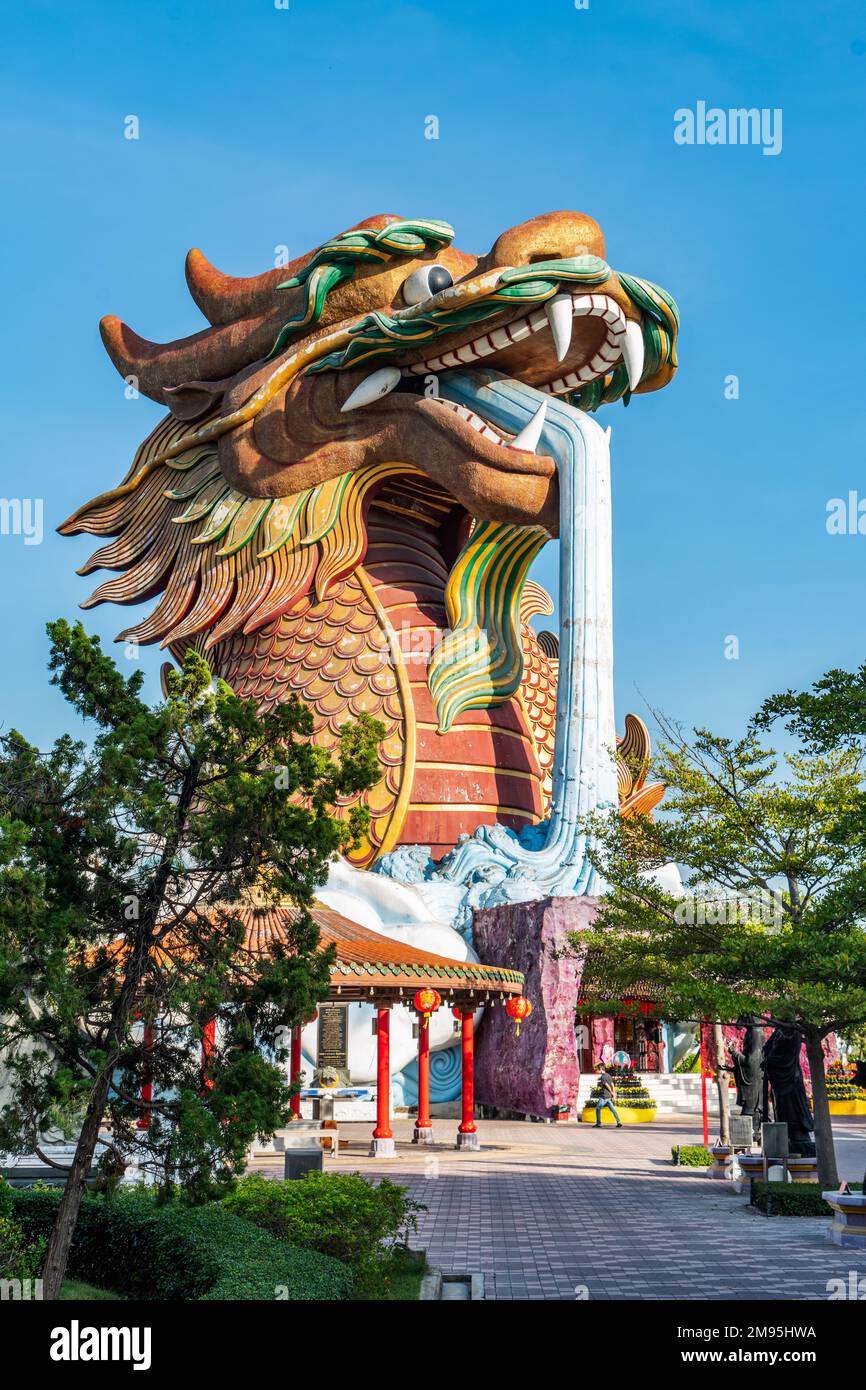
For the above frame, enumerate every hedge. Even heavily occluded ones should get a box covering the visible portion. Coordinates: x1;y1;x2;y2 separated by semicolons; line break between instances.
672;1145;712;1167
224;1172;424;1268
751;1181;863;1217
12;1187;352;1300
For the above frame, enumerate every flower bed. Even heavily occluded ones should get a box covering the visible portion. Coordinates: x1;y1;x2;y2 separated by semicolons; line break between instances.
580;1073;657;1123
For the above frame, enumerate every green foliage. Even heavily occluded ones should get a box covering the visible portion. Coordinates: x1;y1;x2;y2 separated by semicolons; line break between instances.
12;1186;351;1300
59;1279;123;1301
0;621;383;1233
672;1145;712;1166
223;1171;424;1272
0;1175;43;1278
362;1243;427;1302
0;1176;45;1283
578;717;866;1035
751;1182;862;1217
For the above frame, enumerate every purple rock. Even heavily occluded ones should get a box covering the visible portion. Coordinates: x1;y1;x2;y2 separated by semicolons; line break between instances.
473;896;598;1117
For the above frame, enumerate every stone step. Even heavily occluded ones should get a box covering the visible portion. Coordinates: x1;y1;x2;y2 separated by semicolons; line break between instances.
576;1072;725;1115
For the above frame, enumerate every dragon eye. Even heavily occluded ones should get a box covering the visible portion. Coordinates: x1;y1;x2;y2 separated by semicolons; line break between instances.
402;263;454;306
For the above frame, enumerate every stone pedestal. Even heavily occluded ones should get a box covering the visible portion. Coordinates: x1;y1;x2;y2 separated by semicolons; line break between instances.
369;1137;396;1158
472;896;596;1118
823;1192;866;1247
787;1156;818;1183
456;1130;480;1151
710;1143;734;1180
412;1126;434;1146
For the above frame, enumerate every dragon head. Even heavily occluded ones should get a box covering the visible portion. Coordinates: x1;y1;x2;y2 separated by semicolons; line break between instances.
87;210;677;542
60;211;679;784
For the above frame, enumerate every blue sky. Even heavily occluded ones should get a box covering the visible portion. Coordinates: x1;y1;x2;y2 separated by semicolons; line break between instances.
2;0;865;750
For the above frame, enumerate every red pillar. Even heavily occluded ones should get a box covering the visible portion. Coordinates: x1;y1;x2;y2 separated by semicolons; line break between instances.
457;1008;479;1150
201;1018;216;1093
138;1022;153;1130
413;1018;433;1145
371;1005;395;1156
290;1025;303;1119
699;1020;709;1146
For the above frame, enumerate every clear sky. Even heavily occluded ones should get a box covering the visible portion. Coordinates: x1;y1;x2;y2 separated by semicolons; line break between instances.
2;0;865;750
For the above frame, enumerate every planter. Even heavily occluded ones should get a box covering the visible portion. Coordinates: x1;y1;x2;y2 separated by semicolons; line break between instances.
787;1157;819;1184
828;1100;858;1116
710;1143;733;1180
823;1191;866;1248
580;1105;656;1124
737;1154;765;1180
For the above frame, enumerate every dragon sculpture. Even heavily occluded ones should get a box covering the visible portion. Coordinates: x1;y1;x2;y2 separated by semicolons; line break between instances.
62;210;675;877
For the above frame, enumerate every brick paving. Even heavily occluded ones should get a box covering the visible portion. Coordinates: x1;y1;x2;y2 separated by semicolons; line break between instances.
322;1115;866;1300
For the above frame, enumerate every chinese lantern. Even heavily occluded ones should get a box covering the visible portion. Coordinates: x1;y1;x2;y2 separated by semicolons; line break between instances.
506;997;533;1037
413;988;441;1028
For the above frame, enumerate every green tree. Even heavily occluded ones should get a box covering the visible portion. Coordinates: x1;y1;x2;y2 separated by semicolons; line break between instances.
575;710;866;1186
0;621;382;1297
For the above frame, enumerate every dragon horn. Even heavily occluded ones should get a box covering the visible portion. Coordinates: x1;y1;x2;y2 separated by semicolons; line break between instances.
98;300;298;404
185;248;308;327
184;216;403;326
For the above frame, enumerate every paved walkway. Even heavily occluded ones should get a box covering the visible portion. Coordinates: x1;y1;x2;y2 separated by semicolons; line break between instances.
306;1115;866;1300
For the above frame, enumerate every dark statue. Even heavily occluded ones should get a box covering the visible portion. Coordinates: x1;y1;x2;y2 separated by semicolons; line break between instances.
762;1025;816;1156
730;1015;765;1140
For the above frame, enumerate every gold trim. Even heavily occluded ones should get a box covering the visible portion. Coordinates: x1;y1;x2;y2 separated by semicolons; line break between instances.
355;563;416;860
414;760;535;781
414;719;536;747
408;802;535;819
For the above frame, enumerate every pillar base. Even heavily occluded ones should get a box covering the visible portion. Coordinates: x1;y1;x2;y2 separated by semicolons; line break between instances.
412;1126;434;1145
456;1129;480;1151
369;1136;396;1158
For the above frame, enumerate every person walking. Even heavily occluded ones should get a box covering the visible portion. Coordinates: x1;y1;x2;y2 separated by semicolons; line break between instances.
594;1069;623;1128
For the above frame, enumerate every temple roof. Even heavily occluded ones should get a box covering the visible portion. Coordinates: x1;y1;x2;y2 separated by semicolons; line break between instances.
246;901;525;1002
97;899;524;1006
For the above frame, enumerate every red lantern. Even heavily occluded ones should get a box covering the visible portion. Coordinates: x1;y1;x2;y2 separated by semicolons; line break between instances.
506;997;533;1037
413;988;441;1029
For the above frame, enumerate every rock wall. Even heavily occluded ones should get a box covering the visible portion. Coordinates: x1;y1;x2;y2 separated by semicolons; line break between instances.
472;896;597;1117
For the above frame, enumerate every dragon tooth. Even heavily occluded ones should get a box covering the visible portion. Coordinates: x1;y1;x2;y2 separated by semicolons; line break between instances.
340;366;402;412
545;293;573;362
509;400;547;453
622;320;645;391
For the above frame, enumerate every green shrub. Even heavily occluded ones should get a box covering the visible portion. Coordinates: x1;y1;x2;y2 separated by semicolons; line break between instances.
672;1145;712;1166
223;1171;424;1269
751;1181;863;1216
0;1177;45;1282
12;1186;351;1300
